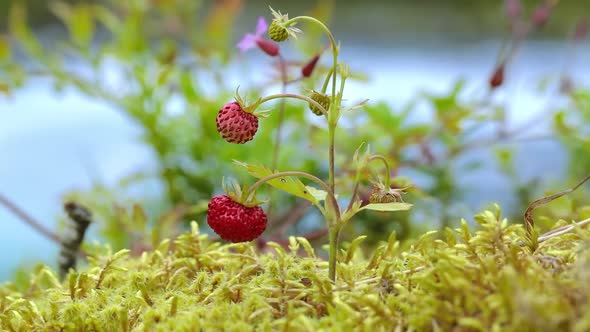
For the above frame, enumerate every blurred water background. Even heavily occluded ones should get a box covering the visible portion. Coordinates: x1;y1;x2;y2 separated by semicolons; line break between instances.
1;0;589;280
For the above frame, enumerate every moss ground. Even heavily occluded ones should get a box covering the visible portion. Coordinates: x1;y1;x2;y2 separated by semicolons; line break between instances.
1;206;589;331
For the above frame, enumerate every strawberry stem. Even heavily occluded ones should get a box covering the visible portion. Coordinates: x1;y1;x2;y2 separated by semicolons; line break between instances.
285;15;342;282
255;93;328;116
286;16;339;112
367;155;392;189
328;226;341;281
320;67;335;95
244;170;340;221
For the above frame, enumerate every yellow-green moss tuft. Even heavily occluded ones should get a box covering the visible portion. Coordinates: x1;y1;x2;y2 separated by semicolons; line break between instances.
1;206;590;331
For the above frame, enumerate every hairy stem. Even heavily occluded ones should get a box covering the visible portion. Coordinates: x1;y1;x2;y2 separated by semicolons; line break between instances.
256;93;328;116
271;56;289;171
328;127;336;192
321;67;335;94
287;16;338;102
328;226;340;281
268;56;289;218
367;154;392;188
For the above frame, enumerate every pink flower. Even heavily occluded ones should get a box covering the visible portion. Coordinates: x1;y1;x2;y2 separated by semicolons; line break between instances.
505;0;521;19
237;17;273;53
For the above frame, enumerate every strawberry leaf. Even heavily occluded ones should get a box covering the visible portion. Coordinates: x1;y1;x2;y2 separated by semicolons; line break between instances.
360;202;413;212
234;161;319;204
305;186;337;202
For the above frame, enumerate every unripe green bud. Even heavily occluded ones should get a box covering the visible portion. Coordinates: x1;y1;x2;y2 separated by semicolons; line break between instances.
308;91;330;116
268;21;289;42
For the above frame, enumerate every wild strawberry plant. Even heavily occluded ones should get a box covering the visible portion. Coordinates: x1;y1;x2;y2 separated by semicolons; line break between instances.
207;8;412;281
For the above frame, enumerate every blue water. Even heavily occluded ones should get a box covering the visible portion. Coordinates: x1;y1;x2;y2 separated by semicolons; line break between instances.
1;40;589;280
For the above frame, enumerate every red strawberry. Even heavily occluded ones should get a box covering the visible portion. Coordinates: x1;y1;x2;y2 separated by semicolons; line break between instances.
207;195;267;243
216;102;259;144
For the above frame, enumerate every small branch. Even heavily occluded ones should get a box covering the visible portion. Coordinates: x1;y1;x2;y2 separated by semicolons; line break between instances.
537;217;590;243
0;193;61;244
523;173;590;240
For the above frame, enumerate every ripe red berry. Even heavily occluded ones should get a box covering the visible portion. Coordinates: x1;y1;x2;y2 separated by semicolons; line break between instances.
207;195;267;243
216;101;259;144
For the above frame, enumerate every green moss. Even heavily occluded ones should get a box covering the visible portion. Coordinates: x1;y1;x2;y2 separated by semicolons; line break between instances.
2;207;590;331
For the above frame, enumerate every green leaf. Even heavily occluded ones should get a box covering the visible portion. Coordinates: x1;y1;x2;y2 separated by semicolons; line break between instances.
0;35;10;61
180;72;199;102
9;4;43;56
305;185;328;201
234;161;318;205
341;200;362;223
70;5;94;47
360;202;413;212
0;82;10;96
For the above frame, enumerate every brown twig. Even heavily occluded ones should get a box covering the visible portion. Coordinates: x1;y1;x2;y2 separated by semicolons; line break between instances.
0;193;61;244
523;174;590;240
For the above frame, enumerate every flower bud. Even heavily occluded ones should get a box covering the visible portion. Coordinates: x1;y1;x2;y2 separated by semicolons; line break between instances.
268;21;289;42
505;0;521;19
308;91;331;116
369;188;383;204
255;38;279;57
489;64;505;89
302;54;320;77
574;19;589;41
532;4;551;28
559;76;573;95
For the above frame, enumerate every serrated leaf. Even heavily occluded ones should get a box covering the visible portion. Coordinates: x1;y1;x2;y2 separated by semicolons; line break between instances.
360;202;413;212
234;161;318;205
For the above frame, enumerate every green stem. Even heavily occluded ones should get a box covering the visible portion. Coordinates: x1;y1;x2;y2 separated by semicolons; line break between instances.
286;15;340;194
279;14;342;282
328;126;336;192
244;171;340;221
328;226;340;281
271;56;289;171
346;174;362;213
268;56;289;218
320;67;335;94
367;154;392;188
255;93;328;116
286;16;338;102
